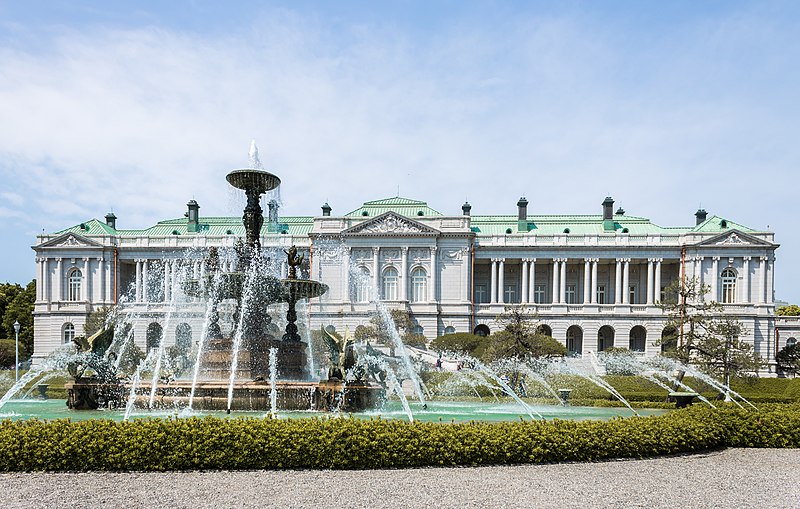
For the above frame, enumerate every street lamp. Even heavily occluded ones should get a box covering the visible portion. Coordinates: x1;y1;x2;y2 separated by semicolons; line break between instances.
13;321;21;383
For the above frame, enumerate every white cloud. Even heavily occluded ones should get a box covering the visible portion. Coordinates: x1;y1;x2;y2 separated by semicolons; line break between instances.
0;5;798;297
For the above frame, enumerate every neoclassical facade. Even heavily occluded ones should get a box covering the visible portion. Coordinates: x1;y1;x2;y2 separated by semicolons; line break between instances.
32;194;789;372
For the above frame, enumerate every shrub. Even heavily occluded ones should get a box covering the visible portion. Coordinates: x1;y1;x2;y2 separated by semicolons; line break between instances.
1;405;798;471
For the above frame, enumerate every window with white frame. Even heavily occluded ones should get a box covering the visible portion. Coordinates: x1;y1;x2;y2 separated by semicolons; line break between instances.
411;267;427;302
63;323;75;344
444;326;456;334
629;285;637;305
474;285;487;304
354;267;371;302
721;268;737;303
534;285;546;304
412;324;424;337
565;284;576;304
597;285;606;304
67;268;82;301
504;285;517;303
382;267;398;300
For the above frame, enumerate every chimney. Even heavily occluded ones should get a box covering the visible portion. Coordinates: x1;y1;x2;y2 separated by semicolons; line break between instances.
517;197;528;232
321;202;331;216
695;208;707;225
105;212;117;230
187;200;200;232
602;197;616;231
268;199;279;224
462;201;471;216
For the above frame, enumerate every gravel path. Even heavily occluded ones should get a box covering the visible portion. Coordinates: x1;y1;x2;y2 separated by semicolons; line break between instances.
2;448;798;509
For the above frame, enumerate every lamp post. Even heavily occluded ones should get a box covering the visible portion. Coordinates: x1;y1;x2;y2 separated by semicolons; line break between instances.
13;321;21;383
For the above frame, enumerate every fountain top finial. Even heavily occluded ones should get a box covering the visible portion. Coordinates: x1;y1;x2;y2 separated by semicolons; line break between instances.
248;139;261;169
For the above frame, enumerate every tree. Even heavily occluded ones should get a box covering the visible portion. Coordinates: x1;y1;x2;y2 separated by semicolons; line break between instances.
1;280;35;361
776;343;800;377
777;304;800;316
430;333;489;358
483;306;566;362
84;306;117;337
0;283;24;340
659;277;763;384
355;309;422;354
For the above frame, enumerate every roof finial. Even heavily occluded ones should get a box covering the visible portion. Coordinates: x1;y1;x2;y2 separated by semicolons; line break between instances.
248;139;262;169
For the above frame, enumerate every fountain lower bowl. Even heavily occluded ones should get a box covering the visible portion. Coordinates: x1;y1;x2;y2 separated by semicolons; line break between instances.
281;279;328;300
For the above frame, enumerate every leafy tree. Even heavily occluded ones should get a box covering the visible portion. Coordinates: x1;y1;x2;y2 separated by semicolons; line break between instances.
658;277;763;384
430;333;489;358
777;304;800;316
1;280;35;361
84;306;117;337
355;309;422;354
776;343;800;377
0;283;24;340
482;306;566;362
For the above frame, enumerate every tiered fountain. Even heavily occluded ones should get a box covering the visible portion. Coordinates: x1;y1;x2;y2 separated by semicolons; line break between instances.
65;146;385;413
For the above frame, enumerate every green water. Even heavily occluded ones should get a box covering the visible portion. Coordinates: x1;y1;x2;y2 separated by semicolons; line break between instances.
0;399;667;423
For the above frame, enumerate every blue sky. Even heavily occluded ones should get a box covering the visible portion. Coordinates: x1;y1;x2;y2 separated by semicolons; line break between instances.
0;1;798;301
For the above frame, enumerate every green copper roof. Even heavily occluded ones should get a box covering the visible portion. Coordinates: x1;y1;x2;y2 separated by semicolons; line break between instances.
470;214;702;236
345;196;442;218
56;216;313;237
56;219;117;236
691;215;754;233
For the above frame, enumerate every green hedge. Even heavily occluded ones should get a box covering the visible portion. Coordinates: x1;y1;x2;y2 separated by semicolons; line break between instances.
1;404;798;471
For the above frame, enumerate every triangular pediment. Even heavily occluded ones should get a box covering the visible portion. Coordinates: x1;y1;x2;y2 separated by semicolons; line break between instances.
695;229;774;247
37;232;104;249
342;212;439;236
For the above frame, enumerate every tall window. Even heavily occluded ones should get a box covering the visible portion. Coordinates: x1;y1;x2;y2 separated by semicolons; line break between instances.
382;267;398;300
565;284;576;304
412;324;424;337
411;267;427;302
629;326;647;352
566;325;583;355
596;285;606;304
721;268;737;303
534;285;545;304
176;323;192;353
146;323;163;352
474;285;487;304
68;268;82;301
629;285;637;304
355;267;371;303
63;323;75;344
504;285;517;303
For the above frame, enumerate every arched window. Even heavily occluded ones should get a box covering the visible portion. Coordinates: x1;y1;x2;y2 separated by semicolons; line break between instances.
598;325;615;352
721;268;737;303
411;267;427;302
788;337;797;347
444;326;456;335
68;268;82;301
566;325;583;355
382;267;398;300
63;323;75;344
146;323;163;352
354;267;371;303
176;323;192;353
412;324;424;336
473;324;490;337
629;326;647;352
661;326;678;353
536;324;552;337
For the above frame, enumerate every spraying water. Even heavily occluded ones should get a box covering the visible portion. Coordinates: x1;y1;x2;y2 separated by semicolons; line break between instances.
269;347;278;418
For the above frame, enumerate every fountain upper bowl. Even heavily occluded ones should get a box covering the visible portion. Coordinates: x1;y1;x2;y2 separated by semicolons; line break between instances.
226;169;281;193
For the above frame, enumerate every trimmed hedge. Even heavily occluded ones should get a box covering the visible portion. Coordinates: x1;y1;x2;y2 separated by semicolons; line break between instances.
1;404;798;471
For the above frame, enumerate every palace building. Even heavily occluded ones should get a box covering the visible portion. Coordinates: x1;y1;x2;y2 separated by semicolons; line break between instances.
31;194;791;373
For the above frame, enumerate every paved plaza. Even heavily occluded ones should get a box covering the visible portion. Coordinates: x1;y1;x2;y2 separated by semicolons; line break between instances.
2;448;798;508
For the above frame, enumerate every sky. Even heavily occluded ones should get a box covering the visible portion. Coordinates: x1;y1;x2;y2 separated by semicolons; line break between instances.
0;1;798;301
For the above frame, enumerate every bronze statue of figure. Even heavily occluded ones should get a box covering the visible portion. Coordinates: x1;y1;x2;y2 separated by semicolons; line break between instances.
284;245;304;279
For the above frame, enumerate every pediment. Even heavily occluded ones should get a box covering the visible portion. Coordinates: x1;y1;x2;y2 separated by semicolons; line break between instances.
342;212;439;236
38;232;104;249
695;230;773;248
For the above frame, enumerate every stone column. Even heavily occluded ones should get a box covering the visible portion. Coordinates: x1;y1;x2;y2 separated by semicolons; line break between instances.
552;258;560;303
646;258;655;305
583;258;591;304
622;259;630;304
711;256;720;302
400;247;408;301
521;259;529;303
135;259;143;302
55;258;62;301
463;247;471;302
696;257;704;302
343;247;351;303
429;247;438;302
615;258;623;304
758;256;767;303
98;257;105;303
490;259;498;304
654;258;662;304
529;258;536;303
590;258;598;304
497;258;505;304
34;258;41;301
372;248;380;298
559;259;567;304
164;260;172;302
767;255;775;304
142;259;150;302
